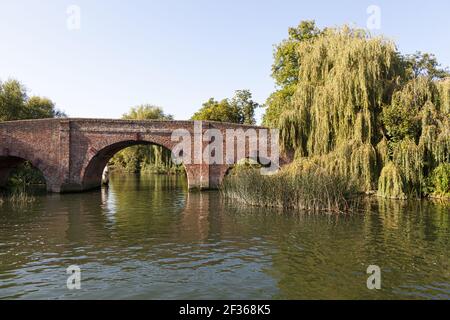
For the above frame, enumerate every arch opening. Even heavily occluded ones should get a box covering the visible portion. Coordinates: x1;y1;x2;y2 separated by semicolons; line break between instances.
0;156;48;191
81;141;186;191
223;156;280;178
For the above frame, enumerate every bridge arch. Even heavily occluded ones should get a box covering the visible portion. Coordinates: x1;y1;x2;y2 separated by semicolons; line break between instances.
80;140;187;191
1;119;287;193
0;154;50;190
222;155;280;178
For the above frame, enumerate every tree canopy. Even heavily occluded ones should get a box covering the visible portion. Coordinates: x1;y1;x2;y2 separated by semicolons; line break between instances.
263;22;450;198
191;90;259;124
122;104;173;121
0;79;65;121
263;21;321;126
0;79;65;188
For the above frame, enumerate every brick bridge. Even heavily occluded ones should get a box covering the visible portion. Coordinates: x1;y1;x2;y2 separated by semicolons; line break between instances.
0;119;285;193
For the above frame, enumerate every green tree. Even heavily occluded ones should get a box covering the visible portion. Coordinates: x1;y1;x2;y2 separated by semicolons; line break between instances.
405;51;450;80
111;105;179;174
191;98;240;123
230;89;259;125
0;79;27;121
122;104;173;121
263;23;449;198
191;90;259;124
272;20;322;87
263;21;322;127
0;79;65;121
0;79;65;189
25;96;66;119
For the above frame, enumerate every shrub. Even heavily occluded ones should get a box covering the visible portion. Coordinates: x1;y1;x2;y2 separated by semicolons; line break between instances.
429;163;450;197
7;161;46;188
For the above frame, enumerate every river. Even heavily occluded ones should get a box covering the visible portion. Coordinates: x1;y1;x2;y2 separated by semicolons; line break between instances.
0;173;449;299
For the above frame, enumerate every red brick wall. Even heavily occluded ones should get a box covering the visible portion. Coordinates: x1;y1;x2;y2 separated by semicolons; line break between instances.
0;119;289;193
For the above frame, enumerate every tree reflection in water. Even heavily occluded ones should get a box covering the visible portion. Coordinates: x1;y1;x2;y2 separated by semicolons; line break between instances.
0;174;448;299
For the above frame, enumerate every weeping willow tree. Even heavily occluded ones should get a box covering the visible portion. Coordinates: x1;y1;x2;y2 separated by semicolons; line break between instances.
377;75;450;198
277;26;400;191
273;25;450;199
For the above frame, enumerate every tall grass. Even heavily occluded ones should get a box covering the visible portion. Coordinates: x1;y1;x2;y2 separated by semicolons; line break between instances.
8;191;36;205
221;167;357;213
0;189;36;208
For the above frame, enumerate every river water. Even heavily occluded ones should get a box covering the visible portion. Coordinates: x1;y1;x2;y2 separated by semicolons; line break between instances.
0;174;449;300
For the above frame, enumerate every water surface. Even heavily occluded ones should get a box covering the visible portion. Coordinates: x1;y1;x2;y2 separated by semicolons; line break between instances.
0;174;449;299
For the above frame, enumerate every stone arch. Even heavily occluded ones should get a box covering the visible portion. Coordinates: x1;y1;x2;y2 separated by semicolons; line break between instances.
80;140;186;191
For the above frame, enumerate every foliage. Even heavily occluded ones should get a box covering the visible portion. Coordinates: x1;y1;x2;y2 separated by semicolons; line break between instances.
0;79;65;121
191;90;259;124
279;26;400;154
261;22;449;200
263;85;296;127
226;159;262;176
429;163;450;197
272;20;322;87
230;90;259;125
191;98;240;123
263;21;321;127
110;105;183;175
383;77;437;142
6;162;46;188
377;162;407;199
382;77;449;198
273;26;401;193
6;190;36;206
122;104;173;121
404;51;450;80
0;79;65;190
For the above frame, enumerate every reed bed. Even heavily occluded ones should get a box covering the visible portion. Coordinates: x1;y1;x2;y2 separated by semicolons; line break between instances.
221;168;357;213
0;190;36;207
9;191;36;204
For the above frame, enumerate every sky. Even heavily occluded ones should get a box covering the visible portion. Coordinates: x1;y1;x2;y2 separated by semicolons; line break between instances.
1;0;449;123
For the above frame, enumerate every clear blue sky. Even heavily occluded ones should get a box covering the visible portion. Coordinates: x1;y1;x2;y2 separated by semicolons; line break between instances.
1;0;449;123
